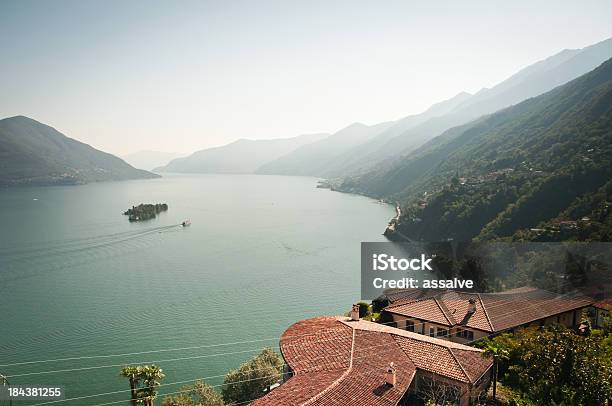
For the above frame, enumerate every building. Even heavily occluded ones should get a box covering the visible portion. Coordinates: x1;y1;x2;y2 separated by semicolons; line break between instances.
381;287;595;344
253;314;492;406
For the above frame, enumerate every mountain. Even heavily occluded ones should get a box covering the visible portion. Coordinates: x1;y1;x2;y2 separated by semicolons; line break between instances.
156;133;327;174
255;121;394;176
328;37;612;178
320;91;473;177
0;116;159;186
257;92;471;177
122;150;186;171
339;57;612;242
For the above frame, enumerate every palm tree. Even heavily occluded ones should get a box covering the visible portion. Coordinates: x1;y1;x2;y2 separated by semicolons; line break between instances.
481;339;509;401
140;365;165;406
121;365;165;406
120;366;142;406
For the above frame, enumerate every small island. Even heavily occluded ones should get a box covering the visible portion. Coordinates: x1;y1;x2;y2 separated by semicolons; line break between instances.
123;203;168;221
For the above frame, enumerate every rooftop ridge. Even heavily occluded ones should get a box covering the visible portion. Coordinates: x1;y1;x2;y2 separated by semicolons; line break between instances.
477;293;495;331
300;328;356;406
447;347;471;383
435;295;457;325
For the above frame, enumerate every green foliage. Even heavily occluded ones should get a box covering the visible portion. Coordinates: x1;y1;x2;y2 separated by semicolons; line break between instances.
485;326;612;405
162;394;196;406
124;203;169;221
339;57;612;243
356;301;371;318
120;365;165;406
221;349;283;405
162;380;224;406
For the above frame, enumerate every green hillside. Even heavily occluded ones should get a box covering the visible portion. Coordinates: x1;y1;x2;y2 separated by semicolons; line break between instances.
0;116;159;186
338;57;612;242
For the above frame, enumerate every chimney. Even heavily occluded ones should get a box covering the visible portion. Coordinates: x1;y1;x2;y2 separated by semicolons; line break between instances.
467;298;477;314
351;304;360;321
385;362;397;387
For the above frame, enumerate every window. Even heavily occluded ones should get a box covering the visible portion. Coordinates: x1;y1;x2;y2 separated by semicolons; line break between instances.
456;328;474;340
405;320;415;332
436;328;448;337
429;327;435;337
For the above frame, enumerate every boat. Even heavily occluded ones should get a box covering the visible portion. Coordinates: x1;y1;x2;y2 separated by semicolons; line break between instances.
181;220;191;227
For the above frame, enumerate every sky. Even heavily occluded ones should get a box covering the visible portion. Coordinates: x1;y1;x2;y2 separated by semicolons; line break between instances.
1;1;612;156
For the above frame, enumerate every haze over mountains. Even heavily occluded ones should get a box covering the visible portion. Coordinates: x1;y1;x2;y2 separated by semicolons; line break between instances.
159;37;612;180
255;121;395;176
122;150;186;171
155;133;327;174
2;35;610;210
302;36;612;179
346;55;612;242
0;116;158;186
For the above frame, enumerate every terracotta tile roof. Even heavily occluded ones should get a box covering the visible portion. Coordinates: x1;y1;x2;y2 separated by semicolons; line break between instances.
384;287;593;333
253;317;491;406
449;348;493;383
479;288;593;331
380;289;438;304
385;297;452;326
344;319;487;384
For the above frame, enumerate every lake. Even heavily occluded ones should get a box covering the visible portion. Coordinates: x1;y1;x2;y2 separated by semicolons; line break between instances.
0;174;394;405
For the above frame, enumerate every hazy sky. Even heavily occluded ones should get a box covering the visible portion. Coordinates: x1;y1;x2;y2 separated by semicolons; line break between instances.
1;1;611;156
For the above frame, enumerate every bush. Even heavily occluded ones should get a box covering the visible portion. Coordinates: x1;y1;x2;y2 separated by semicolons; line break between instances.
221;349;283;405
356;301;371;318
488;326;611;405
162;380;224;406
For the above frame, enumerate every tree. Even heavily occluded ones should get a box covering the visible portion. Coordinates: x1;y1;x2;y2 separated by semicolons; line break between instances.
120;365;165;406
191;380;224;406
481;338;509;402
356;301;370;318
162;380;224;406
161;394;195;406
221;349;283;405
120;366;142;406
484;326;612;405
418;374;460;405
140;365;166;406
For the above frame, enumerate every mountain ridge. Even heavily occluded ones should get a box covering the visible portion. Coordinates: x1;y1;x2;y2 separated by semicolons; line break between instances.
0;116;159;186
338;57;612;242
156;132;328;174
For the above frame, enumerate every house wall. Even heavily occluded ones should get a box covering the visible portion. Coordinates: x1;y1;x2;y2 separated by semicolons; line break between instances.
390;315;451;338
389;307;587;344
389;313;488;343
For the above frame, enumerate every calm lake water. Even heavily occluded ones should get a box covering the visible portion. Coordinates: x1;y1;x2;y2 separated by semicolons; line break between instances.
0;174;394;405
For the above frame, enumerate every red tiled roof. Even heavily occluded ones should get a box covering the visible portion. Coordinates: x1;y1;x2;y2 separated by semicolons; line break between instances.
479;288;593;331
385;287;593;333
386;297;452;326
252;317;491;406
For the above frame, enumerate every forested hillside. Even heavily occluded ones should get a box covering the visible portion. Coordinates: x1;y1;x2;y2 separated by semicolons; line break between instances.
0;116;159;186
338;57;612;242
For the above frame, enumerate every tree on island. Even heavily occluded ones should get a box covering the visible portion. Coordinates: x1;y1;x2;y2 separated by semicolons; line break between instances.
124;203;169;221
